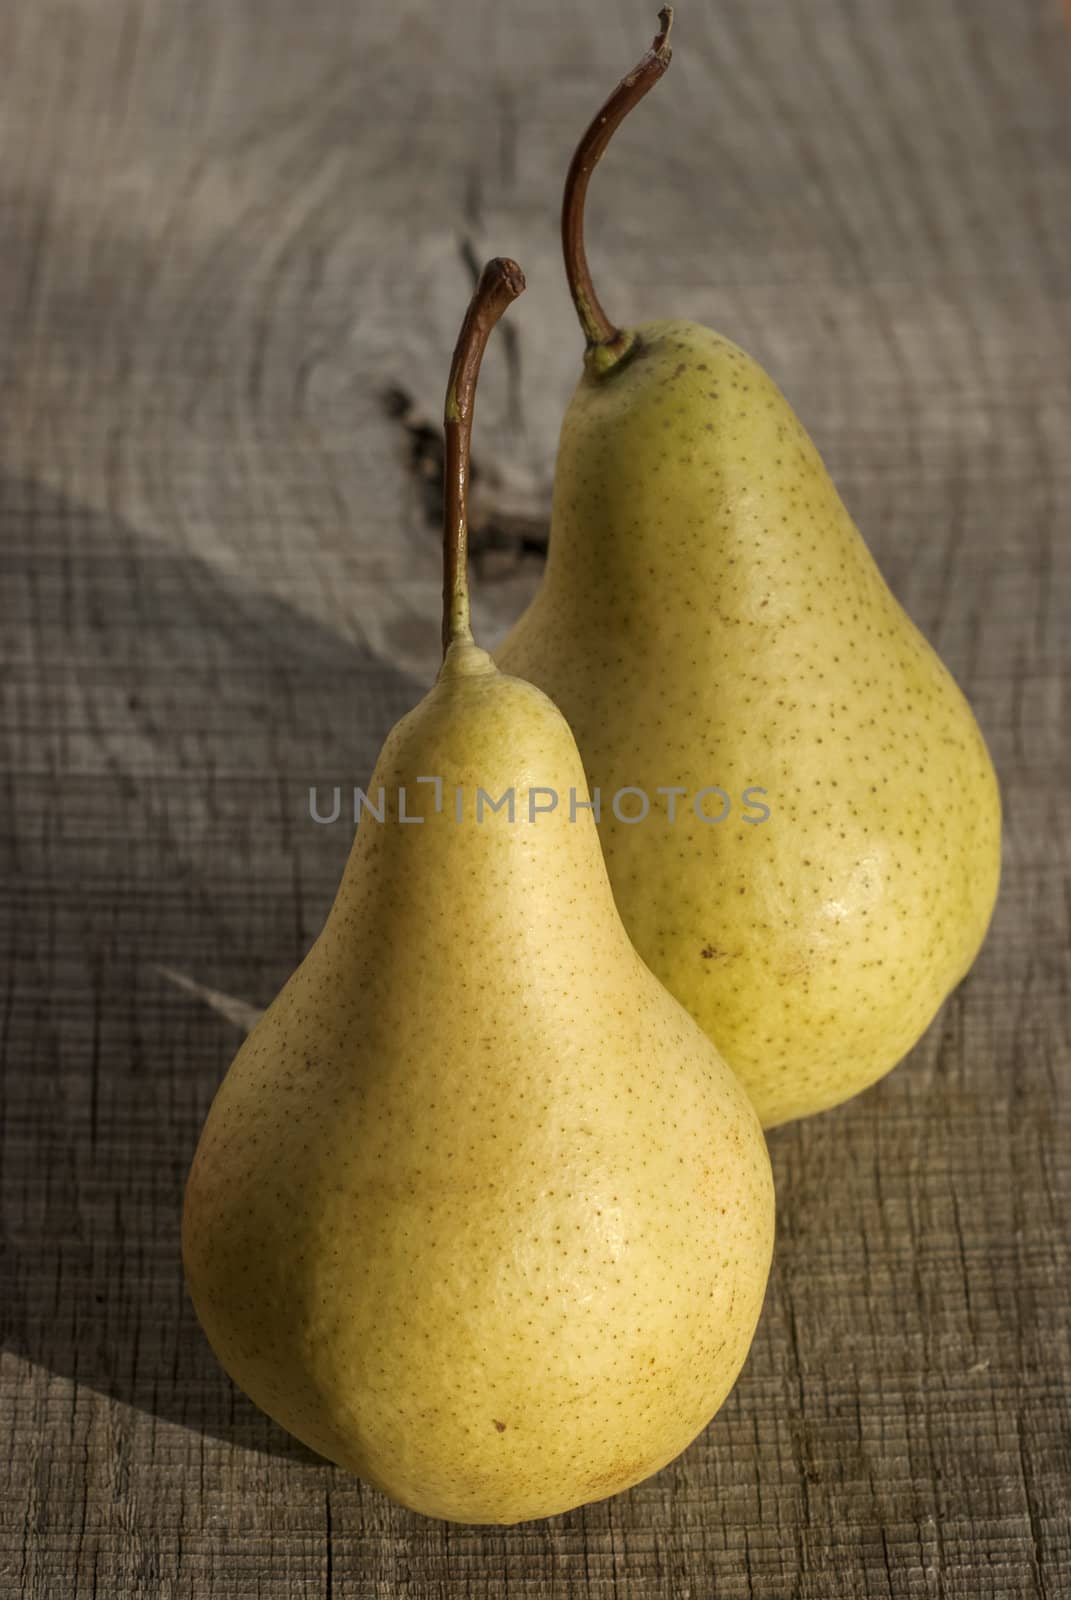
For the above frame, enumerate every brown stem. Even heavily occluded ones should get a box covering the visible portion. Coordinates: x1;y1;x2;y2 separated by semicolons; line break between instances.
560;8;673;364
442;257;526;655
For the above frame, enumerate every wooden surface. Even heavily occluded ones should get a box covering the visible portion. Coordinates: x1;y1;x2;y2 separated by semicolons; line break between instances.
2;1;1069;1595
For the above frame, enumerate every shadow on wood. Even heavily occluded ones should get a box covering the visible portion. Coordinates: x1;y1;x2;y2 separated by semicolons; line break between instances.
0;477;420;1463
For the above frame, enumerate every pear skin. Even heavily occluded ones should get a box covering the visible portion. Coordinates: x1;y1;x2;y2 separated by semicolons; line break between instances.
498;321;1001;1127
183;643;774;1523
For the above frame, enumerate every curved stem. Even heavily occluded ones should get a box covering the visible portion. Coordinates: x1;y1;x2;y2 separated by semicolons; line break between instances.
442;257;526;656
560;8;673;364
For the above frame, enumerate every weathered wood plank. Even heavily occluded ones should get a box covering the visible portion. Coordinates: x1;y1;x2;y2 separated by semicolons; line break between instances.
1;1;1069;1596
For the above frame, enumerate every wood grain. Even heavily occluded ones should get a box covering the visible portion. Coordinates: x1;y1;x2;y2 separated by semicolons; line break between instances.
1;1;1069;1596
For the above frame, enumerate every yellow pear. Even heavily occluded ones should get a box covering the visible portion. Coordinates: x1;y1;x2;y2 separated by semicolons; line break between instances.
183;259;774;1524
497;15;1001;1128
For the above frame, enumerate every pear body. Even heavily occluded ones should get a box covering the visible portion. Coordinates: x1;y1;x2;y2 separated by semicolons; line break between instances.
497;322;1001;1127
183;644;774;1523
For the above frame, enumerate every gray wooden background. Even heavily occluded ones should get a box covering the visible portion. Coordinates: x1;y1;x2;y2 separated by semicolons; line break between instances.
2;1;1069;1596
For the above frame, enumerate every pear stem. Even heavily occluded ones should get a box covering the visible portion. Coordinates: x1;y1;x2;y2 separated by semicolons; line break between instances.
441;257;526;655
560;8;673;365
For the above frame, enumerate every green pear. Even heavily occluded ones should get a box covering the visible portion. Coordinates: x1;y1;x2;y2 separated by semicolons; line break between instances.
496;15;1001;1128
183;260;774;1525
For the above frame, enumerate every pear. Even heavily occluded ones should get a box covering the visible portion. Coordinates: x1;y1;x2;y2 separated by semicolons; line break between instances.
496;13;1001;1129
183;259;774;1524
